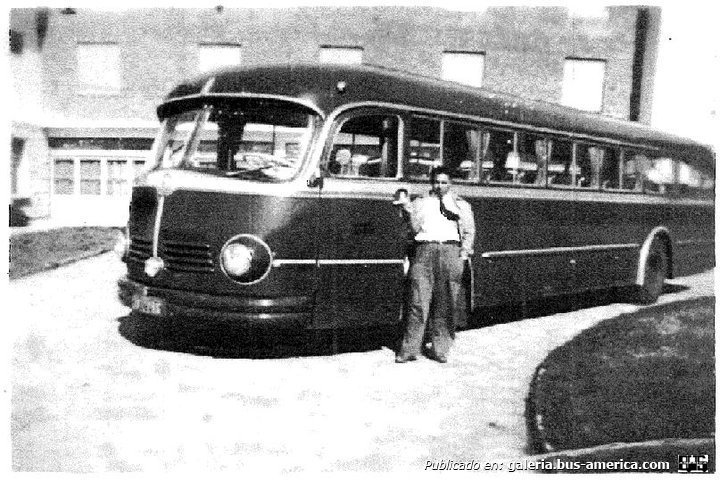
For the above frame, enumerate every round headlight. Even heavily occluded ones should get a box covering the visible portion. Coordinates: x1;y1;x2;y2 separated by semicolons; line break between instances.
220;234;273;285
221;243;254;277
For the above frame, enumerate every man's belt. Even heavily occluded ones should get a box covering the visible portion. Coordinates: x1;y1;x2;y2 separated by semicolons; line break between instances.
415;240;461;245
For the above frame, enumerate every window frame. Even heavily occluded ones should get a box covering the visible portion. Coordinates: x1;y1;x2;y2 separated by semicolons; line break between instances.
323;108;404;181
546;136;576;189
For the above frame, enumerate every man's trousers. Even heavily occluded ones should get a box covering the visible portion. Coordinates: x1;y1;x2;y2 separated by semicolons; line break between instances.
399;242;465;358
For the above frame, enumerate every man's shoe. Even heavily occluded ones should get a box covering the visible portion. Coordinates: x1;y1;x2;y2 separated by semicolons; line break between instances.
429;352;448;363
395;355;417;363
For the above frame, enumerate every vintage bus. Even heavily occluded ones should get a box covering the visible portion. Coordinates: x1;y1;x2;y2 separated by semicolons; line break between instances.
117;63;715;342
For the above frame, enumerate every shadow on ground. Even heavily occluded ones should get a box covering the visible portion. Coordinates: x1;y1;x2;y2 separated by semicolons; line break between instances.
473;282;688;329
117;282;689;359
117;314;403;359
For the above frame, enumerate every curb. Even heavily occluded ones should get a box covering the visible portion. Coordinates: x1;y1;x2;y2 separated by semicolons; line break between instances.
523;437;715;473
45;248;113;270
524;437;715;462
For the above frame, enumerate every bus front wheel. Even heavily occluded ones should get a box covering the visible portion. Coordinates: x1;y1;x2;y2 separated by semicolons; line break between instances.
636;241;668;304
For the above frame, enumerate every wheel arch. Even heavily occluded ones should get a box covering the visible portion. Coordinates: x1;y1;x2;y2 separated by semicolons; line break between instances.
635;226;673;285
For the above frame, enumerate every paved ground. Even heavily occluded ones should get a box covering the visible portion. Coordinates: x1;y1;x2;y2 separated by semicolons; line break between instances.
9;253;715;473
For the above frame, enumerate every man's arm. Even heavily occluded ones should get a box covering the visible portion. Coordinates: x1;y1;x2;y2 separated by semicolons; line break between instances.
457;200;476;259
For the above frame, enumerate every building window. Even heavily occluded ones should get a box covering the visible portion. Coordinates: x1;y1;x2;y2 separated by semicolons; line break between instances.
319;46;363;65
107;160;128;195
77;43;122;92
54;159;75;195
10;30;24;55
567;5;608;19
561;58;606;112
11;137;25;195
198;44;242;73
48;137;154;150
442;51;485;88
80;159;101;195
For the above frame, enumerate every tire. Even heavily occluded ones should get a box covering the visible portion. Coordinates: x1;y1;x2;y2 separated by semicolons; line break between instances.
636;240;668;304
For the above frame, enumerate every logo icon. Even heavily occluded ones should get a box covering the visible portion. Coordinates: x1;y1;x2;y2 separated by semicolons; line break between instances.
678;455;709;473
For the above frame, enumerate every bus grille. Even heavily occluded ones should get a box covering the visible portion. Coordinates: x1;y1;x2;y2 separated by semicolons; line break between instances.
127;237;215;273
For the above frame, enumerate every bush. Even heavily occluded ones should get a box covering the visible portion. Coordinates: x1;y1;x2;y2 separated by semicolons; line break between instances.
528;297;715;453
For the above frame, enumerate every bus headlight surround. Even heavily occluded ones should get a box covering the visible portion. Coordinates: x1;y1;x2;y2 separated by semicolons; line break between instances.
220;234;273;285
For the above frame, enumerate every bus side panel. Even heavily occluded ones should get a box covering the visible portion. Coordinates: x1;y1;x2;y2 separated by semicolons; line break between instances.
674;243;715;277
472;196;577;306
572;201;641;291
469;194;713;306
667;202;715;277
313;195;407;329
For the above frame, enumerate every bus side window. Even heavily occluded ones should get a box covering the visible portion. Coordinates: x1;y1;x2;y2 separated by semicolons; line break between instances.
328;114;399;178
406;116;441;179
677;160;715;199
443;121;482;182
645;156;675;194
483;128;515;183
600;147;620;189
547;138;574;187
576;144;604;188
621;151;646;192
516;133;548;185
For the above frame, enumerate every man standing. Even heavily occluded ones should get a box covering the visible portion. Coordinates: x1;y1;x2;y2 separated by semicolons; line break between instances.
394;167;476;363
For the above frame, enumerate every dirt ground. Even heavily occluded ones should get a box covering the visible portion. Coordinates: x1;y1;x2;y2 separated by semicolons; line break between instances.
9;253;715;473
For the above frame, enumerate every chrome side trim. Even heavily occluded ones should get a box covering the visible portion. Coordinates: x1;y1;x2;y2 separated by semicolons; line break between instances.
152;195;165;257
481;243;639;259
272;258;405;267
272;259;315;267
675;238;715;246
139;169;715;207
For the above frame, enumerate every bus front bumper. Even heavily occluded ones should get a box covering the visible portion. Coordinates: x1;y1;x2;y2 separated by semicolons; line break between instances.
117;276;313;329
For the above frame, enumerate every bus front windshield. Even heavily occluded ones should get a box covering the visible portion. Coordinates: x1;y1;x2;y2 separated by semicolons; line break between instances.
157;101;318;181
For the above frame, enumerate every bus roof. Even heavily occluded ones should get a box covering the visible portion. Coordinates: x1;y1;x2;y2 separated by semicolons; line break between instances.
161;63;715;175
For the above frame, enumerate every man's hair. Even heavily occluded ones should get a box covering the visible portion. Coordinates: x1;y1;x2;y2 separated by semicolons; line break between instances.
430;166;452;183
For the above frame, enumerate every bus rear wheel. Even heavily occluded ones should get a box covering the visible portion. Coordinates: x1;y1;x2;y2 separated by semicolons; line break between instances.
636;241;668;304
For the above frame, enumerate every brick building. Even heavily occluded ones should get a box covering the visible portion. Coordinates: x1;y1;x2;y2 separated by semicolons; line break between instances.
9;6;661;226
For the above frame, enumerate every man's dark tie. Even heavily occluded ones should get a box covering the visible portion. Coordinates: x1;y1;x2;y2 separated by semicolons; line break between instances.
439;196;460;221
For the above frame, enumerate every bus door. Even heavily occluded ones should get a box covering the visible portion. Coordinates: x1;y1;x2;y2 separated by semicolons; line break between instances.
312;112;407;330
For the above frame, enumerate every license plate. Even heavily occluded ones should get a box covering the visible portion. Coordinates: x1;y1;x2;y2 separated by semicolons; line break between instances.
132;295;165;316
